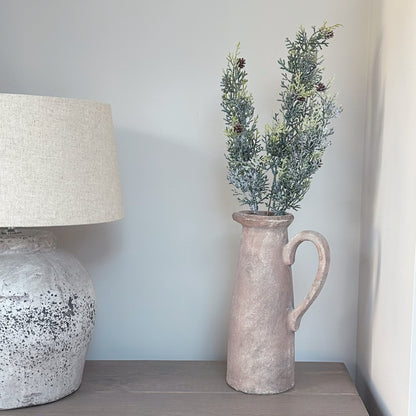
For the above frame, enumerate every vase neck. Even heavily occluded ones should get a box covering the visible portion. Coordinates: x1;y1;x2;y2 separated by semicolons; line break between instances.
232;211;294;229
0;230;56;254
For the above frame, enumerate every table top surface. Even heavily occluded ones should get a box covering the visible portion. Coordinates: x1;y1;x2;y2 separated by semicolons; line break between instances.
2;361;368;416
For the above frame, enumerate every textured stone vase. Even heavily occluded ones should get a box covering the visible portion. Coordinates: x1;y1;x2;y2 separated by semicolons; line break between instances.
227;211;330;394
0;230;95;409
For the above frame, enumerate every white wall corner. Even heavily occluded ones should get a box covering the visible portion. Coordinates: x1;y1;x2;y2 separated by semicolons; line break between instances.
409;247;416;415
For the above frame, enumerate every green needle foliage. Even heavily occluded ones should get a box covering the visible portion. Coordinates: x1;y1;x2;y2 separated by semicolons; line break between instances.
221;23;342;215
220;44;268;213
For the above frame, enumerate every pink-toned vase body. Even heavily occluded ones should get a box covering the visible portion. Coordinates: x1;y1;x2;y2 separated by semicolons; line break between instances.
227;211;330;394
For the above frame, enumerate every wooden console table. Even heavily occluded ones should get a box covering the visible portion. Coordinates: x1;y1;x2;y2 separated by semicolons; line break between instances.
2;361;368;415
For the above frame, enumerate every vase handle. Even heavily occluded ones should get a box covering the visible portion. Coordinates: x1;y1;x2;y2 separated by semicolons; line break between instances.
283;230;330;332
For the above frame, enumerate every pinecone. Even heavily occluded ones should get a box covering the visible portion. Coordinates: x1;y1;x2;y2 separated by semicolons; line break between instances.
316;82;326;92
234;124;243;134
296;95;306;102
325;30;334;39
237;58;246;69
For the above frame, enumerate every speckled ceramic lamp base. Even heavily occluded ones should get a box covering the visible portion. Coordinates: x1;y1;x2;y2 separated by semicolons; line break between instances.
0;230;96;410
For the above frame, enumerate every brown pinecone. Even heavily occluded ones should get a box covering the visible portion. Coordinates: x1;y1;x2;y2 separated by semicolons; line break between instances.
234;124;243;134
325;30;334;39
237;58;246;69
296;95;306;102
316;82;326;92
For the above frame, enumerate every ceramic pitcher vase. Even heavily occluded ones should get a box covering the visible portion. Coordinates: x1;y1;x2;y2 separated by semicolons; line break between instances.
226;211;330;394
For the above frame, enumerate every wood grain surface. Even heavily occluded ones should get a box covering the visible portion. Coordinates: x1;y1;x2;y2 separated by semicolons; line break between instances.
1;361;369;415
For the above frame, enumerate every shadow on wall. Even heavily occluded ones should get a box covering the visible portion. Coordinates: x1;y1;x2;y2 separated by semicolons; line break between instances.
51;128;239;360
355;30;387;415
356;366;386;416
50;221;124;269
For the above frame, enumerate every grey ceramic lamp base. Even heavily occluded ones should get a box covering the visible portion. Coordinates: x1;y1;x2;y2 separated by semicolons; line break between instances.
0;230;95;409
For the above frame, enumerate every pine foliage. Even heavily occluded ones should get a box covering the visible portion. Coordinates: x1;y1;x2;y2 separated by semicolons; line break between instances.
221;24;342;215
220;45;268;213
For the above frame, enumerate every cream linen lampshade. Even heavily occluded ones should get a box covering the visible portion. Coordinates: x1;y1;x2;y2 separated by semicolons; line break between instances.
0;93;123;227
0;93;123;410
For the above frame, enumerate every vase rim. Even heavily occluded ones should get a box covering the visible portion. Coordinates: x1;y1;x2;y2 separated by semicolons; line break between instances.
232;210;294;228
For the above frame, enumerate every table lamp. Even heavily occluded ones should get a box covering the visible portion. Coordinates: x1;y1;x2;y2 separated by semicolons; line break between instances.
0;93;123;409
